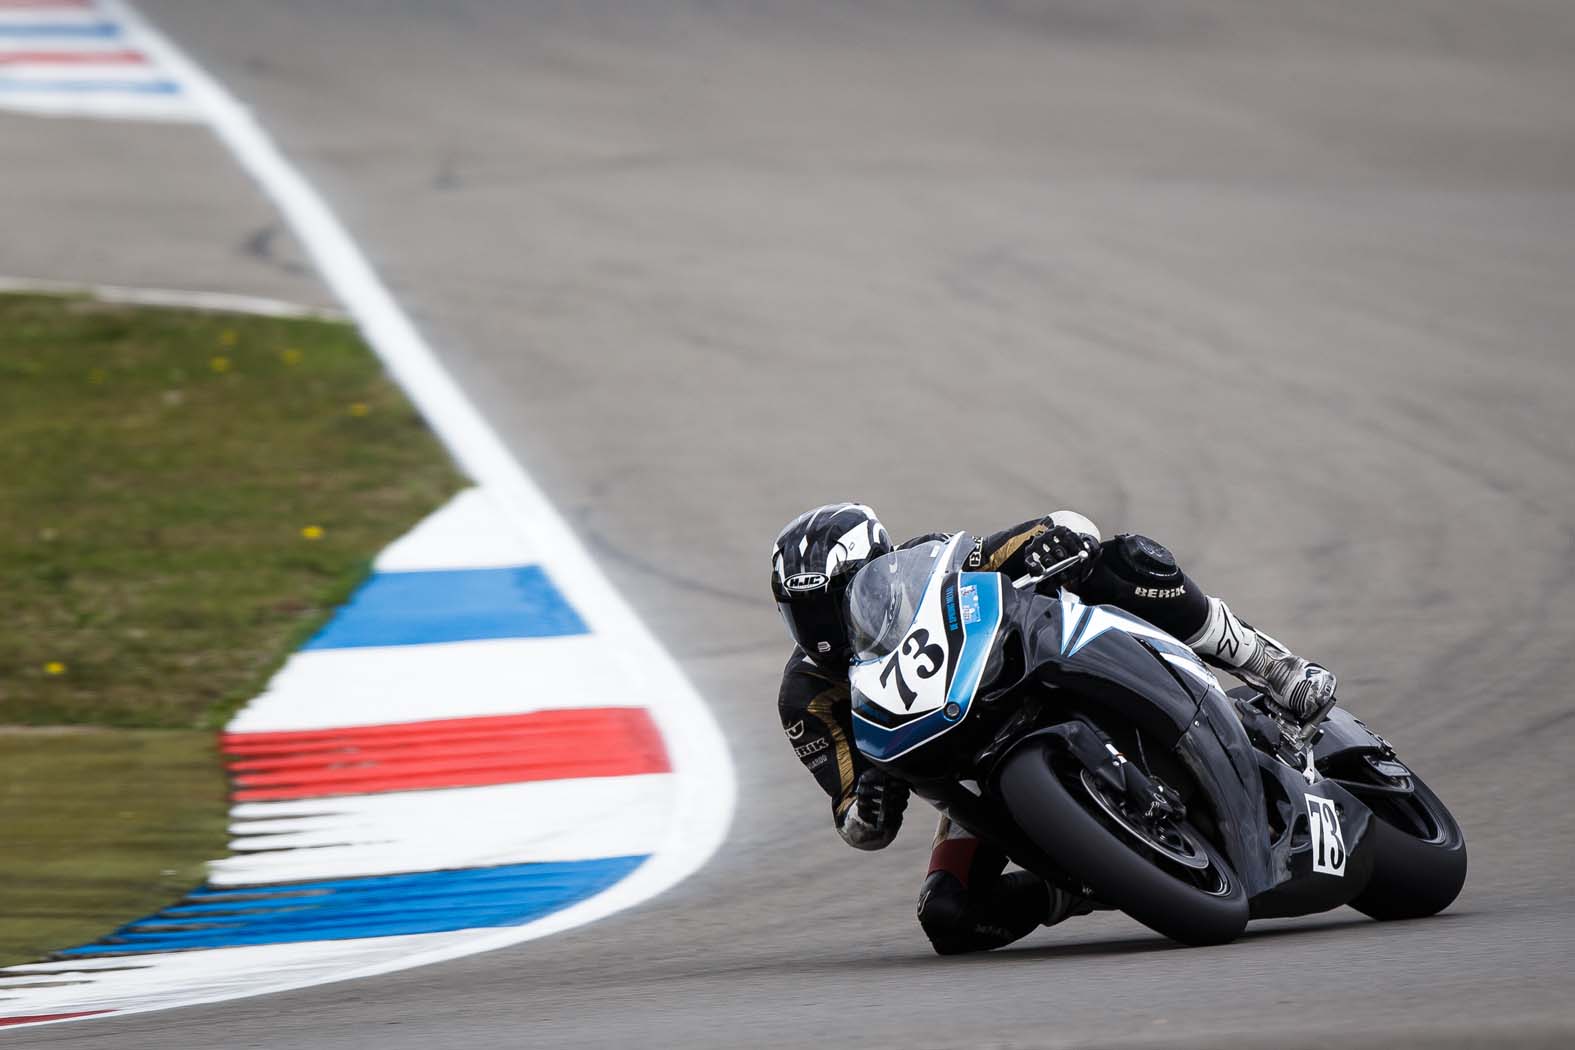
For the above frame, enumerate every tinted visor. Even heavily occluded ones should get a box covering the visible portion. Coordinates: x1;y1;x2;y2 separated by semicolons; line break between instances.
777;583;851;666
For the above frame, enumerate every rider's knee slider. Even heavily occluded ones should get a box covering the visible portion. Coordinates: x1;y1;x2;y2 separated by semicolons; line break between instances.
917;870;971;953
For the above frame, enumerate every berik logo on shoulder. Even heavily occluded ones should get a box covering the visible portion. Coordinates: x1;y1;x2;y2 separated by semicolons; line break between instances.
784;572;829;592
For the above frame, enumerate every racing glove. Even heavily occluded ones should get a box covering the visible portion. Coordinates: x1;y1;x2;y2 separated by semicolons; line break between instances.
1021;525;1100;587
839;769;910;850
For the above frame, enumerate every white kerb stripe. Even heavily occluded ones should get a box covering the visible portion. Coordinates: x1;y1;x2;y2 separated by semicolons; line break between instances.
0;10;110;28
0;930;581;1017
0;91;194;120
214;775;674;885
0;65;169;84
0;35;135;53
224;635;641;734
374;487;538;572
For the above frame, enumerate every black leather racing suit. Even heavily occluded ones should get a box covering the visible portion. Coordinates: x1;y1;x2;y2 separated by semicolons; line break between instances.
776;515;1214;954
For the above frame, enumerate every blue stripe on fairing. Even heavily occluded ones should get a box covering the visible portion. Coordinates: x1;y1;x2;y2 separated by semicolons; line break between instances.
0;80;179;93
0;24;122;38
58;857;647;956
304;566;589;649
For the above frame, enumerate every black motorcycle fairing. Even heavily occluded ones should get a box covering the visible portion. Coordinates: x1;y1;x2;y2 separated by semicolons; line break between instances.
984;718;1153;806
970;591;1280;895
1037;596;1286;893
1171;685;1279;896
1247;764;1376;919
1205;688;1386;914
1016;590;1207;749
1313;707;1395;765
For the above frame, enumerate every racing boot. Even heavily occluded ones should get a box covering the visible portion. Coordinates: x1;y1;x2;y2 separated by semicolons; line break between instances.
917;870;1095;956
1045;882;1100;926
1185;596;1338;730
919;817;1097;955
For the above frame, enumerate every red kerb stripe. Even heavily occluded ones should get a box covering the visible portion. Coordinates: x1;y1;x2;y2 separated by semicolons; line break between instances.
221;708;670;801
221;710;633;752
0;1011;112;1027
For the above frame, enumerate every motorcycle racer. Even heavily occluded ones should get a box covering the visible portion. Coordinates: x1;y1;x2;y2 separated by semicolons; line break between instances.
771;502;1338;954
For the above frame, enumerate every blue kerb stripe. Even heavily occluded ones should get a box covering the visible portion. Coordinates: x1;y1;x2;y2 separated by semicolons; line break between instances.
59;857;647;955
0;23;122;37
305;565;589;649
0;80;180;94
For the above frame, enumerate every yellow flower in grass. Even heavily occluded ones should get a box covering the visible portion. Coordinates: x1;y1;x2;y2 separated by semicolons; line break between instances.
279;348;304;366
218;329;238;347
301;525;325;541
210;355;232;374
348;402;371;417
43;661;67;676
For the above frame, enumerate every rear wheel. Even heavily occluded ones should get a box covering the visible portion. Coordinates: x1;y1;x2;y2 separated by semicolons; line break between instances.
999;742;1248;946
1334;758;1467;920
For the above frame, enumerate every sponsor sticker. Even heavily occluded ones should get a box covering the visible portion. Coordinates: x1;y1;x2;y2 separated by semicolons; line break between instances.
960;584;981;626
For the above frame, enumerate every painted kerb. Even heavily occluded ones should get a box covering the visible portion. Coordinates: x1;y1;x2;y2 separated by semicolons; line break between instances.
0;0;735;1028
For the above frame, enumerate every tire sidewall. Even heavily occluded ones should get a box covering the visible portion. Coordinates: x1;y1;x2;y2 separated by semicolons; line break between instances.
1350;772;1467;921
999;742;1248;946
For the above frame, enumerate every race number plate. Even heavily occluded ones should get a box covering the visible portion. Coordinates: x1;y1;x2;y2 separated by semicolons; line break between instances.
1305;794;1347;876
849;573;955;718
852;570;1004;762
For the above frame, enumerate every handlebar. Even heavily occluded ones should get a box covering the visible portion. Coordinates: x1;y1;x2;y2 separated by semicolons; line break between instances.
1011;549;1090;590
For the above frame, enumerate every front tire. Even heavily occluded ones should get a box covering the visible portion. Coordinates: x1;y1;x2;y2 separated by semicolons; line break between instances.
1347;769;1467;921
998;742;1249;946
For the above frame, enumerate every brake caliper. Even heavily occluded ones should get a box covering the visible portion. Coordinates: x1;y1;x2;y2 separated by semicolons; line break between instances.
1107;751;1185;824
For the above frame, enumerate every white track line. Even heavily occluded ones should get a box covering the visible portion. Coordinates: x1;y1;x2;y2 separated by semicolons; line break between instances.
5;0;734;1026
0;275;345;319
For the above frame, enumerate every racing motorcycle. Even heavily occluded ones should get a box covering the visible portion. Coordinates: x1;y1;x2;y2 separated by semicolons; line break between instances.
847;534;1467;946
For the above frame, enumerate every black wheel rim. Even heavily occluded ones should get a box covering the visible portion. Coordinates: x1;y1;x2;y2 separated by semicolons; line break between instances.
1075;767;1234;898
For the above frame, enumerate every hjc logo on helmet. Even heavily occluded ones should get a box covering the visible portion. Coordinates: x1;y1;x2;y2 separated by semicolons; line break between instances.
784;572;829;592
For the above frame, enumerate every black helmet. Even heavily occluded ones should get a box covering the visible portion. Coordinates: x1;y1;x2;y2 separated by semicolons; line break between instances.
771;503;893;667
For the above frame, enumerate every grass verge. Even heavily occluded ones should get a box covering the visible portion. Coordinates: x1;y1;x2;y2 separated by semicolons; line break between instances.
0;729;228;965
0;292;463;728
0;292;463;964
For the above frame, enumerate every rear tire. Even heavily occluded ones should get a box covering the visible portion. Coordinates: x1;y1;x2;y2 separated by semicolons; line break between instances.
1349;771;1467;921
999;742;1248;946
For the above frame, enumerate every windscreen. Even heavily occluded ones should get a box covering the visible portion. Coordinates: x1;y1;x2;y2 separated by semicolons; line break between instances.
845;535;973;661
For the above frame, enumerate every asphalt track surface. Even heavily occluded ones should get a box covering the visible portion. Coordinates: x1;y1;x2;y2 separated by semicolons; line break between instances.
0;115;326;309
9;2;1575;1047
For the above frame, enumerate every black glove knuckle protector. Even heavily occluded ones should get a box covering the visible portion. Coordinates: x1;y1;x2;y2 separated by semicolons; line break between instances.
1025;525;1098;583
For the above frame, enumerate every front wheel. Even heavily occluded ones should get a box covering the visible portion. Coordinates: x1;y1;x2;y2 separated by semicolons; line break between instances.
998;742;1248;946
